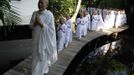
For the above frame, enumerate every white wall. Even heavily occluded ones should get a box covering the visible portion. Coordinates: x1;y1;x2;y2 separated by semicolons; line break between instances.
11;0;38;25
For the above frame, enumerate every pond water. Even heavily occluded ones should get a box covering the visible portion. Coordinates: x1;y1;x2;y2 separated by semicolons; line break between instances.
72;36;134;75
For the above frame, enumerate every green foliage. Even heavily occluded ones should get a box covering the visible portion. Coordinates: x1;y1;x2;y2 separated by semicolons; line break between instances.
49;0;77;20
99;0;127;9
81;0;88;8
0;0;21;26
82;0;126;9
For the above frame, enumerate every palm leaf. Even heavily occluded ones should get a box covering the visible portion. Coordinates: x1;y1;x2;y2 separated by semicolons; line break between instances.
0;0;21;36
0;0;21;26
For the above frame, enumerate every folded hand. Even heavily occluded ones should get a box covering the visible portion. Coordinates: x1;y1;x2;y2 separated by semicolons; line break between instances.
34;13;43;28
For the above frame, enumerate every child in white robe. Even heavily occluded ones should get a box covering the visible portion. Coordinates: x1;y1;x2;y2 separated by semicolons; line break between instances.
123;10;127;24
104;11;111;29
120;11;123;25
86;12;91;31
102;9;107;20
92;10;99;31
76;12;84;40
115;11;122;28
120;10;126;25
109;10;116;28
57;17;67;52
97;11;104;31
83;11;89;36
65;15;73;47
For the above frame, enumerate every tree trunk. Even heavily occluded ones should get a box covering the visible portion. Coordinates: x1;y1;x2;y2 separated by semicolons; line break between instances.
71;0;82;33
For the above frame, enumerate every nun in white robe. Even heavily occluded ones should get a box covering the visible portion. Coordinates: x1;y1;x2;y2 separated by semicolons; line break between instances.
57;20;67;52
104;12;111;29
109;10;116;28
96;12;104;31
115;11;122;28
86;13;91;31
102;9;108;20
30;10;58;75
76;17;84;40
92;11;99;31
121;11;127;25
65;18;72;47
120;12;124;25
123;11;127;24
88;7;94;16
82;12;89;36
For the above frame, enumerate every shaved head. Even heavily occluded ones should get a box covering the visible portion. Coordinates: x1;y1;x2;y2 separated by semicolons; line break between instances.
41;0;49;4
38;0;49;11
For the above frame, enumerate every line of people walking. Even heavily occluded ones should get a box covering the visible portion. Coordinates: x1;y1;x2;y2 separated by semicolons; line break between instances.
30;0;127;74
57;7;127;53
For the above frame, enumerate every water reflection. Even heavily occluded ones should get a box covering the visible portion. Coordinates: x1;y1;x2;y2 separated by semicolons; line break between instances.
73;40;134;75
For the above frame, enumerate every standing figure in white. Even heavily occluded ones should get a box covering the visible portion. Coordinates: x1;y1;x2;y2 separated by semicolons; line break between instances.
30;0;58;75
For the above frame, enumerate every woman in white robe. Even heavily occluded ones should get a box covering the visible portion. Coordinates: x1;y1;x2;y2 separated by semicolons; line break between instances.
30;0;57;75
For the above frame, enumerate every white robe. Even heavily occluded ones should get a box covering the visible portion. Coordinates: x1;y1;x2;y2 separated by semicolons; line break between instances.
123;13;127;24
92;14;99;31
65;19;72;45
102;9;107;20
106;11;115;28
88;7;94;16
115;13;122;28
104;12;116;29
30;10;58;75
76;18;84;39
121;13;126;25
82;15;89;36
86;14;91;30
104;14;111;29
120;13;124;25
97;14;104;31
57;23;67;51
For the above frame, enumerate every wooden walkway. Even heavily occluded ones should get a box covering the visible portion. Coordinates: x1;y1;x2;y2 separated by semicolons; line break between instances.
3;27;127;75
